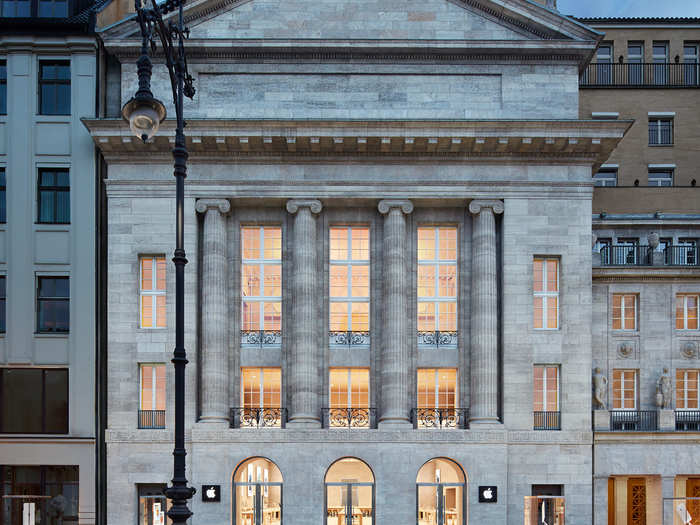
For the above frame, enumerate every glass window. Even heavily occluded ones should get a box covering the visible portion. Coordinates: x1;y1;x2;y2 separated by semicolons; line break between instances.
37;168;69;223
0;0;30;16
37;0;68;17
0;168;5;223
612;369;637;410
524;495;565;525
241;227;281;344
138;484;171;525
0;61;6;115
0;368;68;433
612;294;637;330
241;368;281;410
327;368;371;428
139;364;165;429
417;227;458;343
37;276;69;333
595;43;613;84
676;294;699;330
593;169;617;187
652;42;669;85
684;43;699;86
677;369;699;410
533;365;559;412
648;169;673;187
234;458;283;525
649;119;673;145
533;258;559;330
417;368;457;412
39;61;70;115
140;256;166;328
329;226;369;336
0;276;4;333
416;458;466;525
627;42;644;84
325;458;374;525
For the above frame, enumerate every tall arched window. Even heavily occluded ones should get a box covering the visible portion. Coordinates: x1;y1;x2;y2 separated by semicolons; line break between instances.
233;457;283;525
417;458;467;525
325;457;374;525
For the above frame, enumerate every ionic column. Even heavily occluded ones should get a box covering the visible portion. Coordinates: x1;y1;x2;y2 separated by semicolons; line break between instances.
196;199;231;424
286;199;323;427
469;199;504;425
378;199;414;428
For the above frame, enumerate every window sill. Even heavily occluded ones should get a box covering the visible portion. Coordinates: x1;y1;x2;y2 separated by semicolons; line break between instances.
34;332;69;338
649;144;674;147
137;327;168;331
612;330;639;335
35;222;71;226
533;328;560;332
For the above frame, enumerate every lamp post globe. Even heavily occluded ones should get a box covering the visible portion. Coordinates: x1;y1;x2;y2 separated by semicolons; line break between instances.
121;95;166;142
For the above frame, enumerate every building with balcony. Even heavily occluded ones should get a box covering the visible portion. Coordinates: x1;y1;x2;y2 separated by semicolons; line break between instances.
0;1;99;525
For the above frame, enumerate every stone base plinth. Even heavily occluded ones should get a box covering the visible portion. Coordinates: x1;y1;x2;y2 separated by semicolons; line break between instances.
593;410;610;431
658;409;675;432
286;417;322;429
377;419;413;430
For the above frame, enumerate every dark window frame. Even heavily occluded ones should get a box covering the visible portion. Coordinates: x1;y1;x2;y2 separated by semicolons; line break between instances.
0;276;5;334
36;276;69;333
37;168;69;224
38;60;70;116
0;167;5;223
0;60;6;116
0;368;69;433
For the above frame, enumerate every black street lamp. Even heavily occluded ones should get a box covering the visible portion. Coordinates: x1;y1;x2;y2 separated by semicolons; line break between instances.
121;0;197;522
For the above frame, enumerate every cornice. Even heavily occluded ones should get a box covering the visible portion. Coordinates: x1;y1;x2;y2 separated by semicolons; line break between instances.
593;267;700;282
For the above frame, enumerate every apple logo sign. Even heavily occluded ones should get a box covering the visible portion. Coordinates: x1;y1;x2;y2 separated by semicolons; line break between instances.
479;486;497;503
202;484;220;502
483;488;493;499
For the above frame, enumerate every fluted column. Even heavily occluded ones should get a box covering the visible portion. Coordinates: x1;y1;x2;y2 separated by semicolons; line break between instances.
378;199;414;428
196;199;231;424
469;199;504;425
286;199;323;427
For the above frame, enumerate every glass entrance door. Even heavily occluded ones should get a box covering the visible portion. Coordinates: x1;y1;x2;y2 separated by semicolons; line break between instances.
417;484;464;525
2;496;49;525
235;482;282;525
326;483;374;525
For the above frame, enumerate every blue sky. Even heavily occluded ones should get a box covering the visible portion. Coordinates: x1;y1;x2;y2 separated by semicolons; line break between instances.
557;0;700;18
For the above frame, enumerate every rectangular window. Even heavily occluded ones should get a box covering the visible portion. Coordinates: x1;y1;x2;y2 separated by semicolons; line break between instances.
139;364;165;428
329;368;369;409
0;0;30;16
0;368;68;433
138;484;170;525
648;169;673;187
675;238;699;266
533;365;559;412
241;368;281;409
0;168;5;223
39;60;70;115
241;227;281;343
140;256;166;328
653;42;669;85
595;43;613;84
37;168;69;223
0;60;6;115
37;276;69;332
612;294;637;330
329;226;369;334
593;168;617;187
0;276;4;333
417;369;457;409
37;0;68;17
676;294;699;330
417;227;458;345
649;119;673;145
676;369;699;410
627;42;644;84
612;369;637;410
533;258;559;330
684;43;699;85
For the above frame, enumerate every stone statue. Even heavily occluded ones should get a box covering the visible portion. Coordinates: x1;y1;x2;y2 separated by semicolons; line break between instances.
657;368;673;409
48;494;66;525
593;367;608;410
647;232;660;251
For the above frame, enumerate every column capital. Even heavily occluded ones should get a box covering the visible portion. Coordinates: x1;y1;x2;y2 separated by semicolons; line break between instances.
378;199;413;215
468;199;504;215
286;199;322;214
195;198;231;215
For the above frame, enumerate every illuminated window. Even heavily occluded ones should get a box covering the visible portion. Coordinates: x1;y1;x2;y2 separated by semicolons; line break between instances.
329;227;369;336
417;369;457;409
241;368;281;409
612;294;637;331
677;370;699;410
234;458;283;525
328;368;370;428
533;365;559;412
417;458;466;525
325;458;374;525
138;484;170;525
139;364;165;429
612;370;637;410
533;258;559;330
417;227;457;346
241;227;281;344
140;256;166;328
676;294;699;330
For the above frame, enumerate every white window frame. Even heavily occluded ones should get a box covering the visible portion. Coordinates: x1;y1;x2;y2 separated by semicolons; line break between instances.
597;43;613;63
684;43;699;85
240;367;281;409
648;118;673;145
533;365;560;412
613;369;638;410
139;256;166;329
329;226;370;332
648;169;673;187
241;226;281;333
677;369;699;410
417;368;458;409
677;294;699;330
627;42;644;63
329;368;369;409
593;168;618;187
612;293;637;331
417;226;458;333
139;363;165;411
533;258;560;331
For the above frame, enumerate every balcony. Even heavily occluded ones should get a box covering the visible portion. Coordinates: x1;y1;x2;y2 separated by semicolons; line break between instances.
533;411;561;431
229;407;287;428
411;407;469;429
322;407;376;428
598;245;699;267
581;62;700;88
417;330;458;350
610;410;658;431
240;330;281;349
676;410;700;431
138;410;165;429
328;331;370;349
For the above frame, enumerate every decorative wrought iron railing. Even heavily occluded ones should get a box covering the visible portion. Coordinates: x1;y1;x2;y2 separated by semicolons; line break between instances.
417;331;458;349
610;410;658;431
533;411;561;431
229;407;287;428
328;331;370;347
240;330;282;348
411;407;468;429
599;245;651;266
581;62;700;88
322;407;376;428
666;246;699;266
676;410;700;431
138;410;166;429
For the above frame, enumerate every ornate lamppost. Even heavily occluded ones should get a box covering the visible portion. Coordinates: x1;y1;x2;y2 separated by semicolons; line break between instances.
121;0;197;522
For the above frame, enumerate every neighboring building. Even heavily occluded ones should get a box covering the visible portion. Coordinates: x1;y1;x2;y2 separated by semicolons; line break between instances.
578;17;700;525
0;3;98;525
88;0;630;524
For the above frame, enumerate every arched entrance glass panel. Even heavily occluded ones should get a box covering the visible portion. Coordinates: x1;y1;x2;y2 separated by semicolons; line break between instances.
233;457;283;525
417;458;467;525
325;457;374;525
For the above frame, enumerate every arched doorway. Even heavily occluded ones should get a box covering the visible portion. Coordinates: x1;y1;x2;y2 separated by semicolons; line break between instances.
417;458;467;525
233;457;283;525
325;457;374;525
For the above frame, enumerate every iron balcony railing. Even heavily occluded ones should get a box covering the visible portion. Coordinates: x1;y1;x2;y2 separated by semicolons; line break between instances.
666;246;699;266
328;331;370;347
676;410;700;431
417;330;458;349
533;411;561;431
411;407;469;429
240;330;282;348
322;407;376;428
610;410;658;431
599;245;651;266
230;407;287;428
581;62;700;88
138;410;165;429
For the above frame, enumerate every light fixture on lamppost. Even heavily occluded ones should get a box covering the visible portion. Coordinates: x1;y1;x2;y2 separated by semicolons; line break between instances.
121;0;196;522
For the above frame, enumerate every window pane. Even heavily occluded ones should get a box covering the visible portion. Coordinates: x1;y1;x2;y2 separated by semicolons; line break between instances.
241;228;260;259
242;302;260;330
677;296;686;329
263;265;281;297
39;190;54;222
141;366;153;410
141;258;153;290
417;228;435;261
438;302;457;331
156;296;166;328
417;265;435;298
546;297;558;329
155;258;166;290
350;302;369;331
44;369;68;433
438;265;457;297
55;190;70;222
351;265;369;298
141;296;153;328
546;260;558;292
2;369;43;432
417;302;436;331
242;265;260;297
533;297;543;329
329;302;348;331
329;265;348;298
351;228;369;260
533;260;543;292
155;365;166;410
263;302;281;331
329;227;348;260
263;227;281;260
439;228;457;260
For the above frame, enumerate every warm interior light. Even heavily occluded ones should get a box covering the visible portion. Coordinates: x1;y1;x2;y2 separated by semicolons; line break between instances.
121;96;167;143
